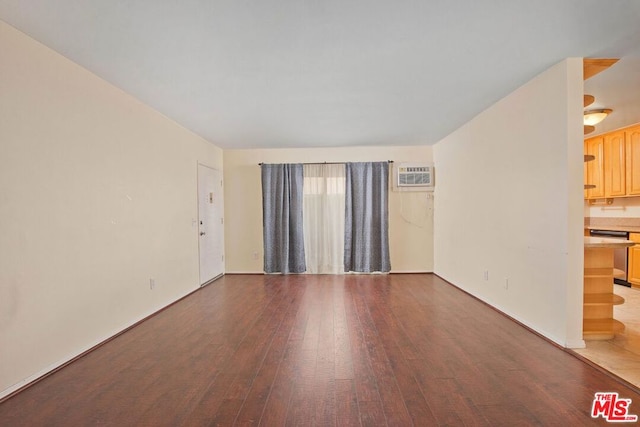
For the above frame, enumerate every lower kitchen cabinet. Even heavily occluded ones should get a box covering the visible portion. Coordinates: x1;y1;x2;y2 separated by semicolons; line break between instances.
628;233;640;288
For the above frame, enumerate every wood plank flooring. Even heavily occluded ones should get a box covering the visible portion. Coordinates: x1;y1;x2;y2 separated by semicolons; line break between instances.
2;273;640;426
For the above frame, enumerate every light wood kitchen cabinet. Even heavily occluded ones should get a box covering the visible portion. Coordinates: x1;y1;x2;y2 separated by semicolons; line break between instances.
584;122;640;200
585;136;605;199
626;125;640;196
628;233;640;287
604;130;626;197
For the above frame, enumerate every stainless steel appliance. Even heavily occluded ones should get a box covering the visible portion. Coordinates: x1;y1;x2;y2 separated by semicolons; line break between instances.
589;229;631;287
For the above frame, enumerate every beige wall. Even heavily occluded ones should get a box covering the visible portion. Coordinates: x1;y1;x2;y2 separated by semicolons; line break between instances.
224;146;434;273
0;21;223;397
433;59;585;348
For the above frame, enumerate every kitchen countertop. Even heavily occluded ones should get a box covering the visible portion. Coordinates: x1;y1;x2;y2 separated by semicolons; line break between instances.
584;217;640;234
584;236;636;248
585;225;640;233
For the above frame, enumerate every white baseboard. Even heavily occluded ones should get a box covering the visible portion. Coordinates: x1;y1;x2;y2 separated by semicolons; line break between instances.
566;338;586;349
390;270;433;274
225;271;433;275
225;271;264;274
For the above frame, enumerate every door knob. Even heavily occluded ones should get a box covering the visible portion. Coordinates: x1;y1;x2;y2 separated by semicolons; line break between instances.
200;231;206;236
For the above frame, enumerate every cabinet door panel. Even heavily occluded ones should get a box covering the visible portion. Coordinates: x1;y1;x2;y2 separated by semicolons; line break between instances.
627;126;640;196
628;233;640;287
584;141;589;199
585;136;605;199
604;131;626;197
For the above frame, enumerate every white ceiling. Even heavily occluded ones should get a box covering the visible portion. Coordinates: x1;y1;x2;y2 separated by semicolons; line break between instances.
2;1;640;149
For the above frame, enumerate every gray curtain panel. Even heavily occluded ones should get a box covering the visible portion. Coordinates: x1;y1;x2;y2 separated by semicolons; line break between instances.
344;162;391;273
261;163;306;274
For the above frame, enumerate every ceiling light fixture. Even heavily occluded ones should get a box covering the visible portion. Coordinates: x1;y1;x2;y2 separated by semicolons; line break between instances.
584;109;612;126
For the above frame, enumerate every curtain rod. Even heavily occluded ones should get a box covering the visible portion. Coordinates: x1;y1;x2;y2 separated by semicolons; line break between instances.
258;160;393;166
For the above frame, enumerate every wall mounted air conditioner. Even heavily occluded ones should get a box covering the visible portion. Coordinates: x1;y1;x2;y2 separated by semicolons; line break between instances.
396;162;434;189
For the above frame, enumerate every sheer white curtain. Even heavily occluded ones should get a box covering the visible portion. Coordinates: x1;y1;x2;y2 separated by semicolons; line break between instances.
303;163;345;274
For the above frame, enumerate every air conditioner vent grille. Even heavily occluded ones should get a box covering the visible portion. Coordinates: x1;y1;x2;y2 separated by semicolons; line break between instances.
397;163;433;188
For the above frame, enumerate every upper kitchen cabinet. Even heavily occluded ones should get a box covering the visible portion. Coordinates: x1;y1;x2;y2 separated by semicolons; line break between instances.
627;125;640;196
604;130;626;197
585;123;640;201
585;136;605;199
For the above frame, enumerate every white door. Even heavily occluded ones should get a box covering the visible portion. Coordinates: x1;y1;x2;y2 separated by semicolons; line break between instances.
198;164;224;285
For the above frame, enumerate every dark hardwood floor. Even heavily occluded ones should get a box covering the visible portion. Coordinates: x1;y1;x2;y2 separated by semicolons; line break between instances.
2;274;639;426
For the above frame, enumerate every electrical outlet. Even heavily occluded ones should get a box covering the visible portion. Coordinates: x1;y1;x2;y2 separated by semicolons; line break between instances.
483;270;489;281
253;251;259;260
150;278;155;290
504;278;509;290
